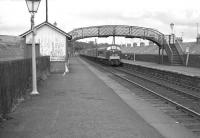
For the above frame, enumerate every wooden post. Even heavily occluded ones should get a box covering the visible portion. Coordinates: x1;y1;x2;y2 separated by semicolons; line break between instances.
185;47;190;67
46;0;48;22
158;47;161;64
162;46;164;64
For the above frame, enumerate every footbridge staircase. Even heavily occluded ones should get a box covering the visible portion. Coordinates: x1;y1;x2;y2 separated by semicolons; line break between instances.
163;35;185;65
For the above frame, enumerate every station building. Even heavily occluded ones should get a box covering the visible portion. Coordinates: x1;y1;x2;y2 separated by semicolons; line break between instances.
20;21;72;72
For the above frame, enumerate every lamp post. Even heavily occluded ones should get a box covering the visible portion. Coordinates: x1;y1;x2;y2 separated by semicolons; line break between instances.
170;23;175;44
25;0;41;95
170;23;174;34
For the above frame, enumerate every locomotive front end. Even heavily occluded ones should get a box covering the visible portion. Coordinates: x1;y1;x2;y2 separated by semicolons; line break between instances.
106;46;122;66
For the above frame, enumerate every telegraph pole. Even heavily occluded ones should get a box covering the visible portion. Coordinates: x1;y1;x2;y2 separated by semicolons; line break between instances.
46;0;48;22
197;23;200;44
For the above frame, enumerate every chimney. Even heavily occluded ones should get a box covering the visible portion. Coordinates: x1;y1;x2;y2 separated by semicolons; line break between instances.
53;22;57;26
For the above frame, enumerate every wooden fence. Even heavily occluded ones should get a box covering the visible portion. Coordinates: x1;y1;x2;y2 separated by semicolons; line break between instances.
0;56;50;117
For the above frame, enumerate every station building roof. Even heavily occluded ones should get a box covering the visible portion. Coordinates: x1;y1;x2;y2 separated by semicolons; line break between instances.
20;21;72;40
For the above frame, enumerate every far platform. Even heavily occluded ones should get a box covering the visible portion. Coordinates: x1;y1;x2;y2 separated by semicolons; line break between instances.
122;59;200;78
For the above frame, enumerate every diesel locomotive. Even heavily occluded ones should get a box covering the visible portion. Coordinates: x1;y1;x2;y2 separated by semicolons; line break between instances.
80;45;122;66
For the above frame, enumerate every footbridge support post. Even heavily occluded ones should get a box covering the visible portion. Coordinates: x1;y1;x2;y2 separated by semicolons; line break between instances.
158;47;161;64
162;45;164;64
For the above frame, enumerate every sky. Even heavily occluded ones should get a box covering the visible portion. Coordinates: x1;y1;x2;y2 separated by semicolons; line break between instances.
1;0;200;43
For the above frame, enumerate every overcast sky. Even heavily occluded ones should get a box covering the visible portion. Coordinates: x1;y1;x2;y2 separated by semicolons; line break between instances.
1;0;200;43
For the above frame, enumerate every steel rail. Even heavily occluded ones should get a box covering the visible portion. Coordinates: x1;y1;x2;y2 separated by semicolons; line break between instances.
86;59;200;117
117;67;200;99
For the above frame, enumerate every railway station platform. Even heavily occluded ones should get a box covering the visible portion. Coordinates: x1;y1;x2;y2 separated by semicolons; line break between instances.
122;59;200;78
0;57;197;138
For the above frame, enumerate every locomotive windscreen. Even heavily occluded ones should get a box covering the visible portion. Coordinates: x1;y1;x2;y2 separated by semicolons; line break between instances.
106;45;121;51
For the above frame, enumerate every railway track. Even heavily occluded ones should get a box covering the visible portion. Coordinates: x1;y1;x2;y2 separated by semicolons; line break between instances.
83;57;200;136
123;63;200;91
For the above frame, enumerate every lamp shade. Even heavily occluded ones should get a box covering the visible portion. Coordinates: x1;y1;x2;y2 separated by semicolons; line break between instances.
170;23;174;34
170;23;174;30
25;0;41;13
170;23;174;29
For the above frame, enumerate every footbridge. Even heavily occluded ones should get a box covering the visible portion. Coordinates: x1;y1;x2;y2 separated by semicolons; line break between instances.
69;25;165;46
68;25;185;65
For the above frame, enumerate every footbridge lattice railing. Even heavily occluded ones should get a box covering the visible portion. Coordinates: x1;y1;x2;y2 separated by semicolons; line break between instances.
68;25;165;47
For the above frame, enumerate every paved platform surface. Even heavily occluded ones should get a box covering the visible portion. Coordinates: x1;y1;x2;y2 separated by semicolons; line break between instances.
0;57;197;138
122;59;200;77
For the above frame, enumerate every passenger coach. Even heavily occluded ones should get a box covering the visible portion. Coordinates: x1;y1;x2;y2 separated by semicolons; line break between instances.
81;45;122;66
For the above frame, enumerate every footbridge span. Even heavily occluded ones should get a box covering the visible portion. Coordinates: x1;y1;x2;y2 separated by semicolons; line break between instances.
68;25;185;65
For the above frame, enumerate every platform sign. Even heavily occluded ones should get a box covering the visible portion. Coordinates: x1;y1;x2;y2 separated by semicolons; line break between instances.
50;39;65;61
185;47;190;67
186;47;190;53
39;37;66;61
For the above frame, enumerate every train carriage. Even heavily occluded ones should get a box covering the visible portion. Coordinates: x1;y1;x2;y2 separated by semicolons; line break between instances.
81;45;122;66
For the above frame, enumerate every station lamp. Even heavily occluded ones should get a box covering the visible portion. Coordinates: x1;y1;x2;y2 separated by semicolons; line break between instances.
170;23;174;34
25;0;41;13
25;0;41;95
